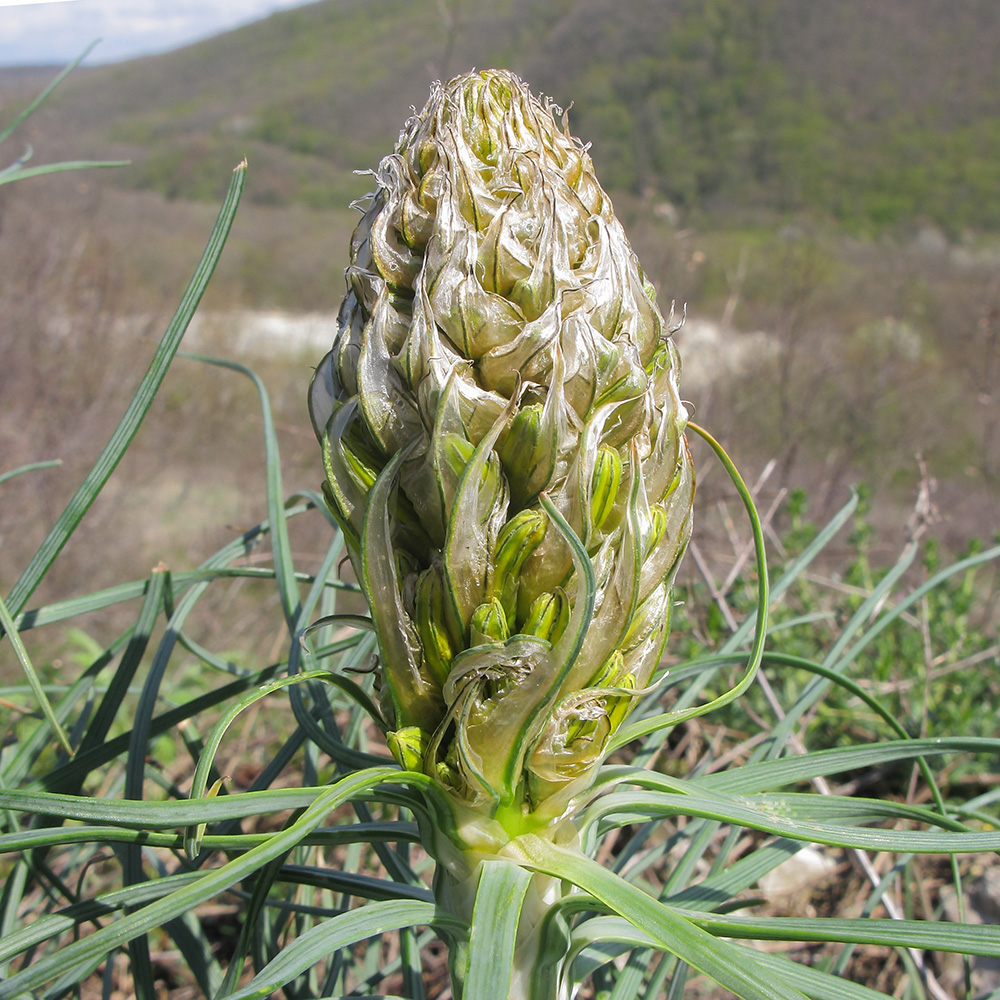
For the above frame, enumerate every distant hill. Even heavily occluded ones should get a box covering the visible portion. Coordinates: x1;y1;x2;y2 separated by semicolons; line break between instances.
7;0;1000;231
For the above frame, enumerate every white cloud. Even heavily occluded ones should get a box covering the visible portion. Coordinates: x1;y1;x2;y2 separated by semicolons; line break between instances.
0;0;315;66
1;1;81;8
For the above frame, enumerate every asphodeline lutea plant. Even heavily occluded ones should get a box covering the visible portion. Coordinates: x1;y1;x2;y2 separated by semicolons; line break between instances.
309;67;695;993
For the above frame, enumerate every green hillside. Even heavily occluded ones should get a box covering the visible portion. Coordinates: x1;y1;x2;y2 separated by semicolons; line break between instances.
18;0;1000;233
1;0;997;554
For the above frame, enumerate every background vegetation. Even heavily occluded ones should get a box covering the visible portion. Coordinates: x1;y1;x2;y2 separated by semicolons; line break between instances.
10;0;1000;230
1;0;996;676
1;2;997;593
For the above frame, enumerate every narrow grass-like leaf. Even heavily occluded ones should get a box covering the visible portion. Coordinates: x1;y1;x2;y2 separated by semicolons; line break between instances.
743;791;972;831
464;860;533;1000
3;159;246;620
0;633;131;788
0;820;418;855
0;159;130;185
0;871;205;965
123;504;289;811
402;924;427;1000
633;491;857;742
0;41;96;146
768;490;858;606
30;660;285;793
699;737;1000;795
835;541;1000;678
749;950;916;1000
273;864;433;902
672;651;916;742
765;541;920;751
216;851;293;997
297;624;386;733
79;566;167;756
663;837;804;911
570;917;892;1000
0;784;331;826
13;558;357;634
0;591;73;757
589;789;1000;853
224;900;464;1000
516;835;809;1000
0;459;61;485
609;422;768;749
681;911;1000;955
179;353;300;627
285;645;393;772
184;668;339;855
177;631;251;676
0;859;30;978
528;894;609;998
0;766;401;998
567;924;676;1000
121;573;175;1000
164;906;225;997
829;857;916;979
9;510;317;792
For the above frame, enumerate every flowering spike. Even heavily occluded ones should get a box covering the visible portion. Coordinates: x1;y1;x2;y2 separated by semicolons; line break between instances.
311;69;694;839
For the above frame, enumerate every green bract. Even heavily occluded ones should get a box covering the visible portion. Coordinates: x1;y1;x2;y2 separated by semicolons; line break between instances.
310;68;694;842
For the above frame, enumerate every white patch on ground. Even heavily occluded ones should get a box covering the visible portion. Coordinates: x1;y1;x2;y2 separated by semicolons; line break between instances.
183;311;778;382
99;310;776;384
758;845;838;897
185;310;337;358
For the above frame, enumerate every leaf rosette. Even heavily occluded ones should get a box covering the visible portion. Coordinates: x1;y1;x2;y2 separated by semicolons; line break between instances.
310;68;694;843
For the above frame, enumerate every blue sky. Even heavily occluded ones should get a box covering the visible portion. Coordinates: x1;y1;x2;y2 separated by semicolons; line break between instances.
0;0;317;66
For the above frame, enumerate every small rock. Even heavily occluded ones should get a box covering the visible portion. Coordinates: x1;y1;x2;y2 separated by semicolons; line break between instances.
759;845;838;898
